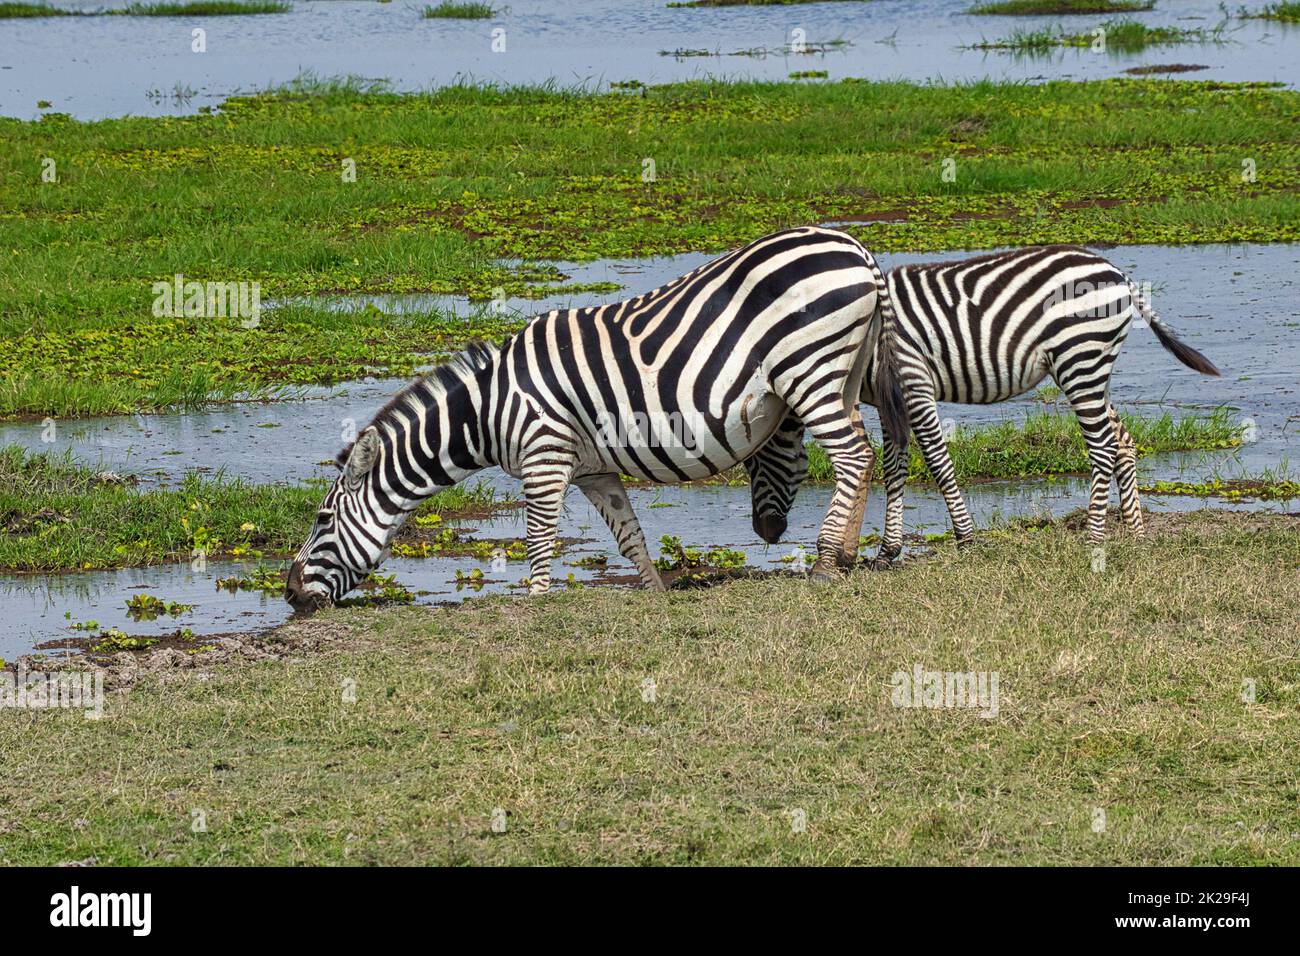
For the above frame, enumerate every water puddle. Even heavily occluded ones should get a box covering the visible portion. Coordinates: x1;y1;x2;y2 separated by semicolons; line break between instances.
1;0;1295;121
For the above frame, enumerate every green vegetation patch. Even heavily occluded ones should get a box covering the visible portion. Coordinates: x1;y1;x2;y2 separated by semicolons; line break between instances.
972;17;1223;52
1139;477;1300;501
114;1;292;14
1;509;1296;864
0;445;504;572
968;0;1154;14
1242;2;1300;23
798;407;1245;484
421;1;494;18
3;78;1298;417
0;2;76;15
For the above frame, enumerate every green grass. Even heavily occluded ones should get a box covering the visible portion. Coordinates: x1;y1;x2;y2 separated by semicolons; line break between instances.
972;17;1223;52
114;1;292;14
0;2;75;15
421;1;494;17
1242;2;1300;23
0;445;502;572
2;509;1296;865
3;78;1298;418
968;0;1154;14
799;407;1246;484
0;0;288;13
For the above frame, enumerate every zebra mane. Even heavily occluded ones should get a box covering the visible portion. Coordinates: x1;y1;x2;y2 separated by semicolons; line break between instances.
334;341;500;468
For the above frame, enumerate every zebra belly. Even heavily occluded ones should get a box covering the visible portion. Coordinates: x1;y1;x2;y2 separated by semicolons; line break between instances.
579;386;786;483
929;351;1051;404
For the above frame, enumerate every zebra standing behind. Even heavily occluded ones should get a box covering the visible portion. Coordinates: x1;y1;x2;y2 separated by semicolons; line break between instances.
744;244;1220;565
285;227;909;611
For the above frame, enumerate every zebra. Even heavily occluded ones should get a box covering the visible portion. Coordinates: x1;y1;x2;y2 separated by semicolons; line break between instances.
743;244;1220;565
284;226;909;611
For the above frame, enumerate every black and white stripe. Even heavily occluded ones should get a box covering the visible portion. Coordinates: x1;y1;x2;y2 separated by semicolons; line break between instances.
285;227;909;609
746;244;1220;562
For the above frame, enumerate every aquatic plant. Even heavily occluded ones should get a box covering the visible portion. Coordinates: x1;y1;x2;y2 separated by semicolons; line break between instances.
968;0;1155;14
421;1;494;17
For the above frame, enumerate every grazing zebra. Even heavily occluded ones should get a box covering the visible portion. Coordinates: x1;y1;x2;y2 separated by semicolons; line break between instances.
284;226;909;611
744;245;1220;564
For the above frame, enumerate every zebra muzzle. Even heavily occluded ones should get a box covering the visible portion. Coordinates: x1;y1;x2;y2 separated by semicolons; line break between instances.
753;510;788;544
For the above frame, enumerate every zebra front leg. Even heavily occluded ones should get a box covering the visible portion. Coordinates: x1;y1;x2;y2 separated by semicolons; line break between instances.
1109;406;1145;537
521;456;576;595
910;396;976;547
574;473;665;591
872;428;907;569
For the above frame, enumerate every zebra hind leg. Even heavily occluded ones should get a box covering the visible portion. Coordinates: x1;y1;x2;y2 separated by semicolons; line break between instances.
521;454;576;594
872;429;908;569
909;395;977;548
1109;406;1145;536
574;473;666;591
1064;390;1119;543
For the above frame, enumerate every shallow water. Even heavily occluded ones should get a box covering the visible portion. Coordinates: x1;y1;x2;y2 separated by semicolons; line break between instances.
1;0;1296;121
1;240;1296;660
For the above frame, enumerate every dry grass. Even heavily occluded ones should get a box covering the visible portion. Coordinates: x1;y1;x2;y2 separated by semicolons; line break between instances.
1;510;1296;865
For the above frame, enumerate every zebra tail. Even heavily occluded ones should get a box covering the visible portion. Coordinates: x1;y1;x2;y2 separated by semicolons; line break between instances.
867;256;911;452
1129;280;1221;377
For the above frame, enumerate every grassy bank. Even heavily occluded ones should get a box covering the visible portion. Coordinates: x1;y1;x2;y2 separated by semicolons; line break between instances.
2;78;1297;417
0;446;502;572
1;509;1295;865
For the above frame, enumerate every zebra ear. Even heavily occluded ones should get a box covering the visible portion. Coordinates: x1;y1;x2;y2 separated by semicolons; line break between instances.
343;427;382;485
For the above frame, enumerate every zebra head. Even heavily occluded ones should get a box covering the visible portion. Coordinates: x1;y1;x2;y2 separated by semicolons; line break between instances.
743;418;808;545
285;426;397;613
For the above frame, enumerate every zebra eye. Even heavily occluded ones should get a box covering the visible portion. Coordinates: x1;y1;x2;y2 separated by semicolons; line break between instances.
316;509;335;530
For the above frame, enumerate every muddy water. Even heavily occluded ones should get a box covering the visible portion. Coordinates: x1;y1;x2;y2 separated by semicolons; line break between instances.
1;0;1295;121
2;241;1297;659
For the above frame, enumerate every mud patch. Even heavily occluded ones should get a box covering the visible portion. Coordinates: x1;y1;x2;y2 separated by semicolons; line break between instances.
12;616;363;693
1124;64;1210;75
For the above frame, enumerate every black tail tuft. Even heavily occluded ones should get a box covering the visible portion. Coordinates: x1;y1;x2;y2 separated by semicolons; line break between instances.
876;343;910;451
1148;318;1221;377
861;250;910;451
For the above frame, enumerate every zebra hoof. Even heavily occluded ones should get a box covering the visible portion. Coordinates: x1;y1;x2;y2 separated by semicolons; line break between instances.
808;562;841;585
955;536;976;551
868;555;896;571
